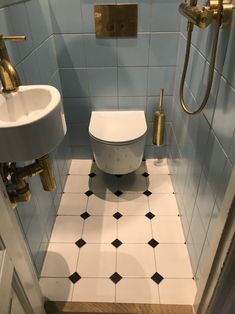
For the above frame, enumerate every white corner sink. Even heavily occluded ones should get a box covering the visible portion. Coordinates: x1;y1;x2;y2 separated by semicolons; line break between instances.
0;85;67;162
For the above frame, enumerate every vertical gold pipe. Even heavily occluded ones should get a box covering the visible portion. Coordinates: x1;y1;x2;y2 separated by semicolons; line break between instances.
36;155;56;191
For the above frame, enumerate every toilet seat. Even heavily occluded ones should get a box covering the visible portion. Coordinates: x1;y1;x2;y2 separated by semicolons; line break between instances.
89;111;147;144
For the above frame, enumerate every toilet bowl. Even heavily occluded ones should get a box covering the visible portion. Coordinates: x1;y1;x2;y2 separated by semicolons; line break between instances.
89;111;147;175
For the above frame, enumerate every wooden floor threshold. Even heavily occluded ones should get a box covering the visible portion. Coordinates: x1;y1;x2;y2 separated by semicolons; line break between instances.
45;301;194;314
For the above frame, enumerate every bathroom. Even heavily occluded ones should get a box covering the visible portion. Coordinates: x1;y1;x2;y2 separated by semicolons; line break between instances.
0;0;234;313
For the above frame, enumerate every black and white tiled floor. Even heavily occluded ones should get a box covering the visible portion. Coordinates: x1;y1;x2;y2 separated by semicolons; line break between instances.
40;159;196;304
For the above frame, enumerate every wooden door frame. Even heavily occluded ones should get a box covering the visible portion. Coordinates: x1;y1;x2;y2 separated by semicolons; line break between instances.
0;177;45;313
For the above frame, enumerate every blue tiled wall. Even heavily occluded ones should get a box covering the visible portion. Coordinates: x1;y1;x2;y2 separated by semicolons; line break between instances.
168;1;235;285
48;0;181;159
0;0;71;275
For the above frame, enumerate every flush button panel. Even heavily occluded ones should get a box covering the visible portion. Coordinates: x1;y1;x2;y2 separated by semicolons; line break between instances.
94;4;138;37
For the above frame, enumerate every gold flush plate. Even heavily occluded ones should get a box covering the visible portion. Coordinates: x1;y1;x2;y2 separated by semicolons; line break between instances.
94;4;138;38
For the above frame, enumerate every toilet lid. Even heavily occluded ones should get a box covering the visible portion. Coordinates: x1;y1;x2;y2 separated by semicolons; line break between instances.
89;111;147;143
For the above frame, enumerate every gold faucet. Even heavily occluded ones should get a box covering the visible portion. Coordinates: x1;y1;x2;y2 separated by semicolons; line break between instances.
0;35;26;92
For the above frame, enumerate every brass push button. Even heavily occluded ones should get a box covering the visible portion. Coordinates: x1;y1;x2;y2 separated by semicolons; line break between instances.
94;4;138;38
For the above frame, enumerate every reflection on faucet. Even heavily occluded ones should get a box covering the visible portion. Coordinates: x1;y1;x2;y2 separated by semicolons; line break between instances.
0;35;26;92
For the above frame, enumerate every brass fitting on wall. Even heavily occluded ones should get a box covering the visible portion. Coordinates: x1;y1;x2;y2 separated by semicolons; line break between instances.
0;154;56;208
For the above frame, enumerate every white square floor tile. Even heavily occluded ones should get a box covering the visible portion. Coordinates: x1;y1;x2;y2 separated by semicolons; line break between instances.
118;194;149;215
148;194;179;215
50;216;83;243
41;243;79;277
135;161;148;174
116;279;159;303
87;194;118;215
77;244;116;277
58;193;88;215
146;159;169;175
159;279;197;304
148;175;174;194
118;174;147;193
72;278;115;302
117;244;156;277
82;216;117;243
69;160;93;175
152;216;185;243
64;175;91;193
118;216;152;243
40;278;73;301
156;244;193;278
91;174;118;193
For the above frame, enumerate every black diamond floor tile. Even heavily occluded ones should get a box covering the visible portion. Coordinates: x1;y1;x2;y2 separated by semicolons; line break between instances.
69;272;81;284
142;172;150;178
151;272;164;284
85;190;94;197
148;239;159;248
114;190;123;197
80;212;90;220
89;172;96;178
110;272;122;284
75;238;86;248
143;190;152;197
113;212;123;220
142;158;146;162
111;239;123;248
115;174;123;178
145;212;155;220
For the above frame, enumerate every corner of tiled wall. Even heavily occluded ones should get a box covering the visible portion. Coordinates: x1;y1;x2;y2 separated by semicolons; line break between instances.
169;3;235;286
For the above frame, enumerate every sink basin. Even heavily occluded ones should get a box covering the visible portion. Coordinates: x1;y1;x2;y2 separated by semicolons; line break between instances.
0;85;67;162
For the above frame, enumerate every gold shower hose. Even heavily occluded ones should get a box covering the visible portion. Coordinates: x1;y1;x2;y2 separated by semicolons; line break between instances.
180;0;223;115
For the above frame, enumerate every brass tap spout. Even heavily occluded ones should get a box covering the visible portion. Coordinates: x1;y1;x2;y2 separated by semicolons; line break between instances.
0;35;26;92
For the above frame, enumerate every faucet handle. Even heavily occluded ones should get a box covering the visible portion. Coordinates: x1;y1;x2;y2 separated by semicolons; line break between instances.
0;35;26;41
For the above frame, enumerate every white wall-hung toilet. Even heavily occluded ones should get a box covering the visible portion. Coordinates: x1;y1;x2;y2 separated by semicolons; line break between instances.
89;111;147;175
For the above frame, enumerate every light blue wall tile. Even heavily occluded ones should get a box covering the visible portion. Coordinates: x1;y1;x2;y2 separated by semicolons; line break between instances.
118;97;147;112
85;35;117;67
17;197;37;235
148;67;176;96
147;96;173;122
212;78;235;155
81;0;115;33
215;160;232;209
0;6;20;65
63;98;91;123
55;34;86;68
60;69;89;97
71;146;93;159
186;232;198;276
68;123;90;146
149;33;178;66
49;0;83;33
196;171;216;233
118;67;148;96
8;2;34;59
88;68;117;97
90;97;118;111
117;34;149;66
20;51;43;84
203;131;227;200
190;204;207;261
151;0;181;32
26;0;53;47
36;36;57;83
117;0;152;32
49;70;63;95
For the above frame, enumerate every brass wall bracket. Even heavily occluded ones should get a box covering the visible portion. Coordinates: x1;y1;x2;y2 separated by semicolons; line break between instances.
0;154;56;209
179;0;235;29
